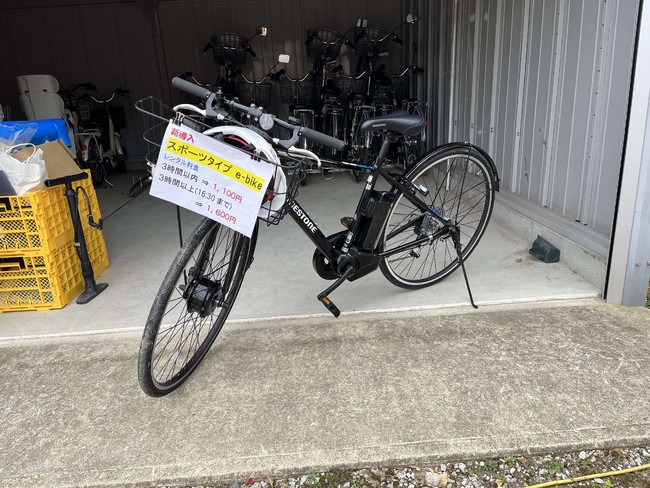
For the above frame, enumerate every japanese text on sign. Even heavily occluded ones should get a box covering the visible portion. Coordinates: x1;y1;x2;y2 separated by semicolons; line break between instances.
150;123;276;237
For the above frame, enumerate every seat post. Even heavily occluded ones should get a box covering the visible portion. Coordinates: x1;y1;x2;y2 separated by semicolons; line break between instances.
376;133;392;166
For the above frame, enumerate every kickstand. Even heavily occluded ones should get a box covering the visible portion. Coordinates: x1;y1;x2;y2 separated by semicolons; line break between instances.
451;228;478;309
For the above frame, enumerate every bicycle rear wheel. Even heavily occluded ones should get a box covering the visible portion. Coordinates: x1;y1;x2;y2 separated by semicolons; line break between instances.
379;145;496;289
138;218;255;396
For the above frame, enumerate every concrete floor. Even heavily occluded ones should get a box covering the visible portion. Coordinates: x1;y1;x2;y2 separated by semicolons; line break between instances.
2;300;649;487
0;166;601;340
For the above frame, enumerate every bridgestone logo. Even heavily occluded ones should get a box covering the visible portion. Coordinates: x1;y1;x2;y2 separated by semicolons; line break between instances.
291;203;317;233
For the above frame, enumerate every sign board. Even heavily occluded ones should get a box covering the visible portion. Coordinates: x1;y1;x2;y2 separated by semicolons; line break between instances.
150;123;275;237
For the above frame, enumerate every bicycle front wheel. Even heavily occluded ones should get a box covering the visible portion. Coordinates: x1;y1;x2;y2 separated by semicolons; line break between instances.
87;139;106;186
138;218;255;397
379;145;496;289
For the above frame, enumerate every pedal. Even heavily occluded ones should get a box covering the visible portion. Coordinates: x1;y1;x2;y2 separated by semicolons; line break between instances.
319;295;340;318
316;264;355;318
340;216;354;229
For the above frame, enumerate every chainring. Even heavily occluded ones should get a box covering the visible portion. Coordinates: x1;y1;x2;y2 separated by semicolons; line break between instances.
312;230;347;280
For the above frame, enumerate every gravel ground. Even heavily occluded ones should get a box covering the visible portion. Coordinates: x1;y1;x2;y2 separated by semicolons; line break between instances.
169;447;650;488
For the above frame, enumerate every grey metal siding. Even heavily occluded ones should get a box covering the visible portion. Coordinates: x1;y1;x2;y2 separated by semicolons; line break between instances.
0;0;638;245
430;0;639;240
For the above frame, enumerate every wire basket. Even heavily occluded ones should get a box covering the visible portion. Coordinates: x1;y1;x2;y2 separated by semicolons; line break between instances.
259;151;309;225
306;28;344;61
235;77;272;107
371;73;409;101
332;74;368;98
355;26;389;60
135;96;180;166
279;74;315;106
134;96;309;226
210;33;249;66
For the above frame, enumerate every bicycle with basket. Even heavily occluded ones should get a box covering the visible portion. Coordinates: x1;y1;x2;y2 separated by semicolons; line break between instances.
135;75;500;397
201;26;267;99
344;14;420;180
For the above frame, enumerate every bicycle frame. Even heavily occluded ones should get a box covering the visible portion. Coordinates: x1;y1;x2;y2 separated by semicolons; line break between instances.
286;136;449;273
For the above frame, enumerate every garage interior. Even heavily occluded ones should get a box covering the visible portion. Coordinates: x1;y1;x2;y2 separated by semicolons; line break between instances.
0;0;644;337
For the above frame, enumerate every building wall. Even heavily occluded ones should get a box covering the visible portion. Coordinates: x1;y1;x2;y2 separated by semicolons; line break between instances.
0;0;640;252
426;0;640;243
0;0;412;160
0;2;166;160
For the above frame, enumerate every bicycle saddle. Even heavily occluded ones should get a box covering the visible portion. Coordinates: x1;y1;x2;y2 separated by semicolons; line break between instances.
360;110;424;137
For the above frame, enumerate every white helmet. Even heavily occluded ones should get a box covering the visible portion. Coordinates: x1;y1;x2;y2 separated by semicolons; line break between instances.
202;126;286;220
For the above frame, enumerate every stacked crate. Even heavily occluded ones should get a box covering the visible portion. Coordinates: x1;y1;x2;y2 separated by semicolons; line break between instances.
0;171;109;312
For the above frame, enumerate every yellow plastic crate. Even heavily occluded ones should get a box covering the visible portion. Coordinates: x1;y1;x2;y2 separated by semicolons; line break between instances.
0;225;109;312
0;170;100;255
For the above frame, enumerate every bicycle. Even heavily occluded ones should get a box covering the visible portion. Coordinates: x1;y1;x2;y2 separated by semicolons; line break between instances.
372;61;428;169
202;27;267;99
86;86;129;173
136;76;500;397
277;70;317;149
60;84;128;187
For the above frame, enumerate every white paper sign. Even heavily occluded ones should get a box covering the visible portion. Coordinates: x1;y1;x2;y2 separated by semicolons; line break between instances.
150;123;275;237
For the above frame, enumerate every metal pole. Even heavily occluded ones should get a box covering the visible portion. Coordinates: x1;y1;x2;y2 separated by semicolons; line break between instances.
448;0;458;143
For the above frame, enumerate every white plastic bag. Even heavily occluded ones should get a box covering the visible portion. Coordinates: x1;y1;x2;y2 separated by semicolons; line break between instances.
0;143;48;195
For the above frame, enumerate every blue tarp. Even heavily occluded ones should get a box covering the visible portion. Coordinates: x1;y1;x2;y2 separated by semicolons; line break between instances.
0;119;72;147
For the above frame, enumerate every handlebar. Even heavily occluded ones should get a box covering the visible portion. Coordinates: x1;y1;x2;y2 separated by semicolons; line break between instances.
171;76;345;152
89;86;129;104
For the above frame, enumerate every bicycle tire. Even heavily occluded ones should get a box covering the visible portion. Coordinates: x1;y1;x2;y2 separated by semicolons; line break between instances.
88;139;105;186
138;218;255;397
350;108;372;182
379;145;496;289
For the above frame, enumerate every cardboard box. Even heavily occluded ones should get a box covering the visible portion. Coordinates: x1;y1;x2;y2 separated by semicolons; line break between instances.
12;139;84;183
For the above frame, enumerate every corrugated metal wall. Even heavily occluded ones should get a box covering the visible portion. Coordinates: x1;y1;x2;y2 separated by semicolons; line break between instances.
0;2;166;160
0;0;413;159
0;0;639;244
157;0;408;84
426;0;639;240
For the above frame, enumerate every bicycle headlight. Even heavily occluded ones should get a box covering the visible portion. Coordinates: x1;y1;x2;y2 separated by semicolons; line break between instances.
259;113;274;131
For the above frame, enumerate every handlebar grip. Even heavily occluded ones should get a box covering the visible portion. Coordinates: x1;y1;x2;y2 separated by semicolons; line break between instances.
247;45;257;58
171;77;212;100
301;127;346;152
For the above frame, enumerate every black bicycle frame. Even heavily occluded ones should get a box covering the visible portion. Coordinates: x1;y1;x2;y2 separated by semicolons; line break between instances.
286;135;452;266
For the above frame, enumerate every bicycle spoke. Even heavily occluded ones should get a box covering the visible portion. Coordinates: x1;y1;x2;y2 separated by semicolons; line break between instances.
380;150;494;288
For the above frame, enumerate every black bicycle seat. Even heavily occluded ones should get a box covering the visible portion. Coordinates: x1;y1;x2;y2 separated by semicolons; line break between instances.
360;110;424;137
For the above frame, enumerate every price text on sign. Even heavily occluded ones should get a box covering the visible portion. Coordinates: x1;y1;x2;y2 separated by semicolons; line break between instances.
150;123;275;237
